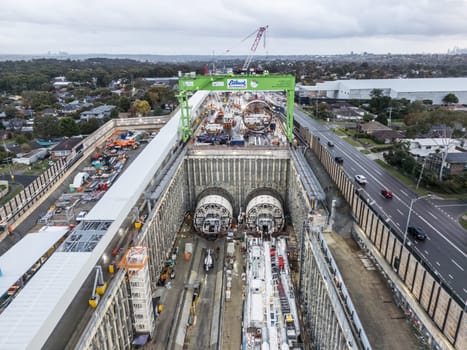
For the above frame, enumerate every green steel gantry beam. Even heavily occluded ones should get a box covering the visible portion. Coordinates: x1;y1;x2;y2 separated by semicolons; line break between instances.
178;74;296;143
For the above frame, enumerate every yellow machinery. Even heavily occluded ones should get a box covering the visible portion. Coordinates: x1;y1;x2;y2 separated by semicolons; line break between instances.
89;266;107;308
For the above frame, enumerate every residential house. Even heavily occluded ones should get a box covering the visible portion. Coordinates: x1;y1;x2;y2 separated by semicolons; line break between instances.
21;119;34;133
329;103;368;121
50;137;84;159
12;148;48;165
426;152;467;178
358;120;392;134
52;77;72;89
2;118;26;131
372;130;404;144
80;105;116;121
406;138;462;160
60;100;92;115
41;108;58;117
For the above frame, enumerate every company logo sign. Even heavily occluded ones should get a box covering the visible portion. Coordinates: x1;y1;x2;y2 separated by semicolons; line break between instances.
212;81;224;87
250;80;258;88
227;79;247;89
183;81;194;87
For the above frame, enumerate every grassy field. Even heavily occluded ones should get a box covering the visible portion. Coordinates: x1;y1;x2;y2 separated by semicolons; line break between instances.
374;160;430;196
460;215;467;230
0;160;51;176
343;137;361;147
0;184;24;206
333;128;347;137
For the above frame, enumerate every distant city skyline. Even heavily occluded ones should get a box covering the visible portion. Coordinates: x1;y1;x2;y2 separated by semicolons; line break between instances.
1;0;467;56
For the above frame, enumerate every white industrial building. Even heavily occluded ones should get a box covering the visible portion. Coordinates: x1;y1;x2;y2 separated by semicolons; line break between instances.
298;77;467;104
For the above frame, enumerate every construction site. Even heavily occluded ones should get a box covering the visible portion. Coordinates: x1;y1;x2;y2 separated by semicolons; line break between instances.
1;25;460;350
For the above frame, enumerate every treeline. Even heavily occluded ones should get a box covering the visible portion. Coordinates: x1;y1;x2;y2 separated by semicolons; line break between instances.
2;54;467;94
0;58;203;93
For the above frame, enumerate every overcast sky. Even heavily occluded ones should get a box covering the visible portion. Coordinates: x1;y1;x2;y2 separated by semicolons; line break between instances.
1;0;467;55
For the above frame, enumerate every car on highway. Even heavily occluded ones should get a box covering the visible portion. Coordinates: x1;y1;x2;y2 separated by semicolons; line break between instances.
327;141;334;147
381;189;393;198
407;226;427;241
355;175;368;185
334;156;344;164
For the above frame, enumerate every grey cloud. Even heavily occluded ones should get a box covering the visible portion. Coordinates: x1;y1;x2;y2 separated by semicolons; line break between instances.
0;0;466;54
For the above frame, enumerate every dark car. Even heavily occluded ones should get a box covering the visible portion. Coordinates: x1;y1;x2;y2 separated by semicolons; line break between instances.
334;156;344;164
381;189;393;198
407;226;427;241
327;141;334;147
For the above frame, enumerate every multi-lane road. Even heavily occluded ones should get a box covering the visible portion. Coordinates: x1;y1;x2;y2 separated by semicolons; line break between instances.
294;109;467;303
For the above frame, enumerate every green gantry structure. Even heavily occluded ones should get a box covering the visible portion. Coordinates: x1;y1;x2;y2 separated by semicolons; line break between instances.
178;73;296;143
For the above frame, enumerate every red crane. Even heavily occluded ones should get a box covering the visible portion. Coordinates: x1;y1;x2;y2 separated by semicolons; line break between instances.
230;25;268;74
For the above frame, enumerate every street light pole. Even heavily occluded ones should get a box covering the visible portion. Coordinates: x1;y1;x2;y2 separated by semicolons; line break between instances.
394;193;431;272
398;193;431;272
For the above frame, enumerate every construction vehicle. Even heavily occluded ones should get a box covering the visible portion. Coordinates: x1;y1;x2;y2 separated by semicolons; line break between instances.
89;266;107;308
204;249;214;273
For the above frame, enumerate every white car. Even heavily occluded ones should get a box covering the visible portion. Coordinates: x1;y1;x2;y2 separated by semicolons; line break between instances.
76;210;88;222
355;175;368;184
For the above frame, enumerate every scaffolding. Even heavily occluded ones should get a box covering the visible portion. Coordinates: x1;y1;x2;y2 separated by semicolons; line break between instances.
118;246;155;337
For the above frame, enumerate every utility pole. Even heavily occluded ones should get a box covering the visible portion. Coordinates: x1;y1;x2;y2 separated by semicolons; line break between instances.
416;158;427;189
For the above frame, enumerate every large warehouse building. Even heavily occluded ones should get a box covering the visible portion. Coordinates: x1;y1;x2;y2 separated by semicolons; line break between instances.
298;77;467;104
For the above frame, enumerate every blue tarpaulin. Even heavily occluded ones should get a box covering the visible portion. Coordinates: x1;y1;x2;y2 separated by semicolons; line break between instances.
132;334;149;346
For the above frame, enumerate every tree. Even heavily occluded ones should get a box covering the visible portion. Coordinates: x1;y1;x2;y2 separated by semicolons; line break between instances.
118;96;131;112
59;117;80;137
110;108;119;119
369;89;392;116
375;114;388;125
15;134;29;145
33;115;61;139
21;143;31;153
133;99;151;116
442;93;459;105
362;113;373;122
79;118;100;134
22;91;57;110
5;106;17;119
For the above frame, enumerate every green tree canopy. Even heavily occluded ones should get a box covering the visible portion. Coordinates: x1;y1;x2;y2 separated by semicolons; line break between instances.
118;96;131;112
79;118;100;134
362;113;373;122
33;115;61;139
22;91;57;110
59;117;80;137
369;89;392;116
4;106;17;119
442;93;459;104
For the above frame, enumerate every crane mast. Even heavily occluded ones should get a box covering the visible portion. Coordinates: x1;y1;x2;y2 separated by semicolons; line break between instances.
242;25;268;72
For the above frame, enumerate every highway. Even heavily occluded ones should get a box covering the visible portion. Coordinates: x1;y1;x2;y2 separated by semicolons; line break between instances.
294;109;467;303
